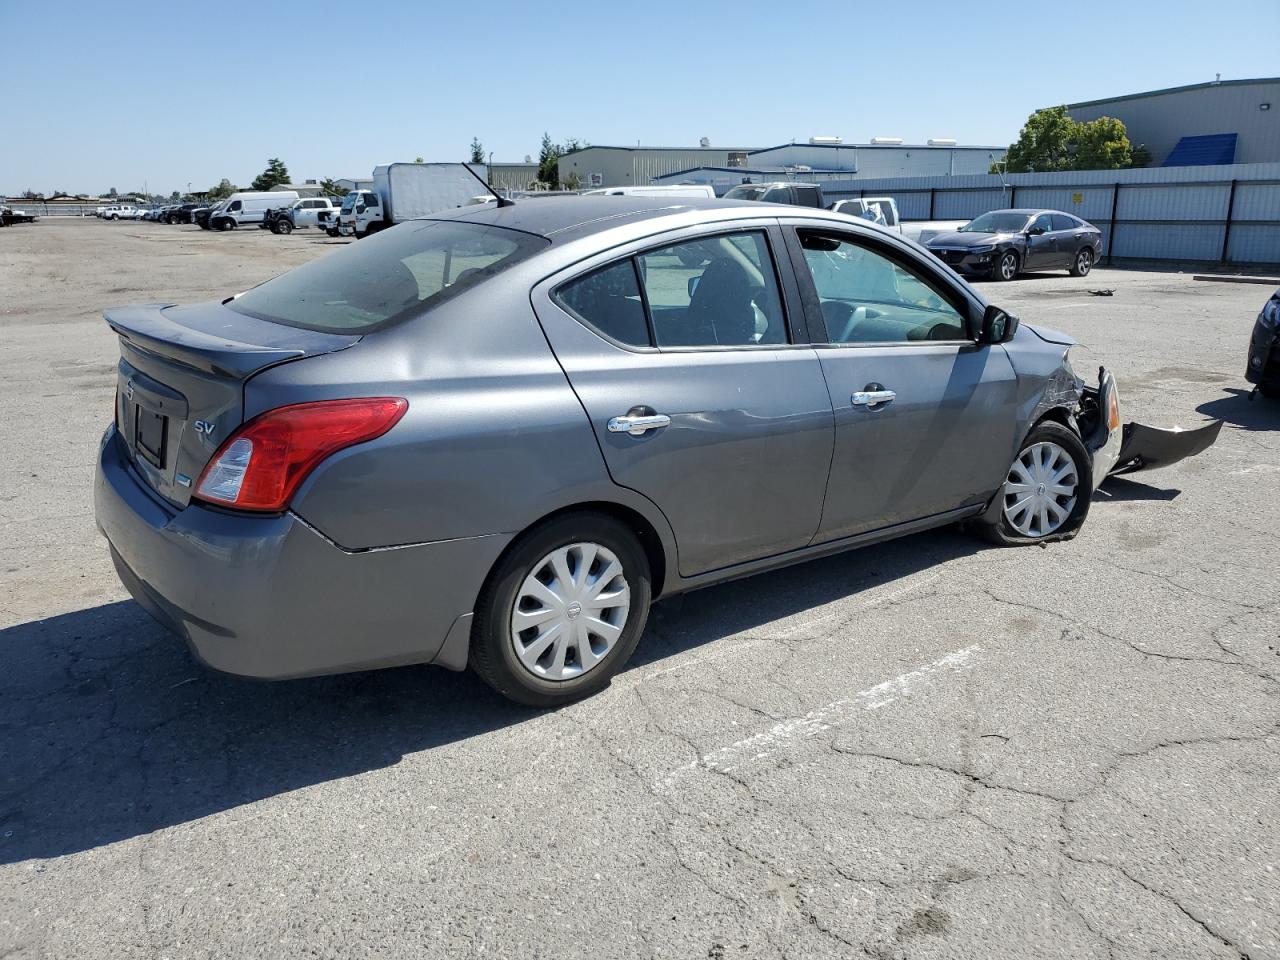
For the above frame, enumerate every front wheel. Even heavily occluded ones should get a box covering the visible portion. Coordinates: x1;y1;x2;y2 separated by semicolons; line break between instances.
978;421;1091;546
992;250;1019;282
326;227;339;237
273;219;292;235
470;513;652;707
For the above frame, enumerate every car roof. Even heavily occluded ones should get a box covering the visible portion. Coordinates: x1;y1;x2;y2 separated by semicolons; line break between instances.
434;195;790;243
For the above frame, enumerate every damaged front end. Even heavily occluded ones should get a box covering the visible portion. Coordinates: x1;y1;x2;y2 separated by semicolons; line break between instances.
1076;367;1223;486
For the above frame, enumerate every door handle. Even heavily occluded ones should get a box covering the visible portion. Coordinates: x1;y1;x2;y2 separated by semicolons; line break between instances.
607;413;671;436
851;389;896;407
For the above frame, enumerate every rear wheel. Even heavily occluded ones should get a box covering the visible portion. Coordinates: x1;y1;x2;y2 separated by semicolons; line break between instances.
470;513;652;707
978;421;1091;546
993;250;1019;281
1070;247;1094;277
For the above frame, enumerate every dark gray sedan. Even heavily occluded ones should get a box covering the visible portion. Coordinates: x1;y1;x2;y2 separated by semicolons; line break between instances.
927;209;1105;281
95;196;1217;706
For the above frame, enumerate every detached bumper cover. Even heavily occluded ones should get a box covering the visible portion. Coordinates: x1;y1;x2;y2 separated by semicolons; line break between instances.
1109;420;1223;476
95;428;508;678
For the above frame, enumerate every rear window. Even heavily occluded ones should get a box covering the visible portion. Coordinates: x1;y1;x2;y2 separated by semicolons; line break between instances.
228;220;549;333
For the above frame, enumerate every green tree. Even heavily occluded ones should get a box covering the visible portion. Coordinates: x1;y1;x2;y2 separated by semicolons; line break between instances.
537;132;560;187
1003;107;1147;172
1073;116;1134;170
415;156;424;163
107;187;118;198
319;178;349;197
469;137;485;164
1004;106;1077;172
250;158;291;191
207;178;236;201
563;171;583;191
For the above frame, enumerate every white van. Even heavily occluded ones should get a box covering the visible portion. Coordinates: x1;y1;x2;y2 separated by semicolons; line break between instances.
582;184;716;199
210;190;301;230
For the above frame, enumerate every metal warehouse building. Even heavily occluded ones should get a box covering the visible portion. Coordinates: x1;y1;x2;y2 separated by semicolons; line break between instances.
1066;77;1280;166
653;141;1006;193
557;146;758;189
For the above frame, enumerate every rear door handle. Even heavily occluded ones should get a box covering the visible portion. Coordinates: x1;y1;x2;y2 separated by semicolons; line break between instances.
607;413;671;436
851;389;896;407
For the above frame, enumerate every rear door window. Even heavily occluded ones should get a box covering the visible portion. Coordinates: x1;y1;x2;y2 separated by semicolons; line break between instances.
557;260;650;347
638;232;786;347
554;230;789;349
1051;214;1077;231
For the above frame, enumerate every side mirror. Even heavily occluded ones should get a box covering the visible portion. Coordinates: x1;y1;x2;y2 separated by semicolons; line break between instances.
687;275;701;298
1027;226;1045;236
355;204;366;214
981;304;1019;344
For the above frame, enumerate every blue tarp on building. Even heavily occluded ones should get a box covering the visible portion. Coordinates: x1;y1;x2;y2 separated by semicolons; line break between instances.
1162;133;1238;166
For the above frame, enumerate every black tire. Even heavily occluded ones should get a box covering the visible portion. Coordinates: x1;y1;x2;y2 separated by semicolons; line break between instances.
326;228;339;238
216;218;234;231
992;249;1019;282
273;219;292;235
1069;247;1094;277
977;420;1092;546
470;512;652;708
110;214;119;221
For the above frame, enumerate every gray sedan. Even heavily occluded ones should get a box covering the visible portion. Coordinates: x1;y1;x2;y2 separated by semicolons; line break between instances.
927;209;1105;281
95;197;1219;706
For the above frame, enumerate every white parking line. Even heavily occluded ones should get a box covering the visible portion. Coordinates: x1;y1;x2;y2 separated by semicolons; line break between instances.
656;643;983;790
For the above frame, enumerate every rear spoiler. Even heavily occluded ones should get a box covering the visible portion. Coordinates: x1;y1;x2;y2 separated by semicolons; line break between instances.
104;304;358;379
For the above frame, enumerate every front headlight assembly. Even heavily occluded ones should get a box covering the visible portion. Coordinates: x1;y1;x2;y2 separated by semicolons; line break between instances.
1259;296;1280;330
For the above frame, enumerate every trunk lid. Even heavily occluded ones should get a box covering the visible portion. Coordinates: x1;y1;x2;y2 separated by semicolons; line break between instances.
108;302;359;508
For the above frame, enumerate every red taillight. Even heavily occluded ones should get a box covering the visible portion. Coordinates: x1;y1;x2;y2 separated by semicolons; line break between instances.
193;398;408;512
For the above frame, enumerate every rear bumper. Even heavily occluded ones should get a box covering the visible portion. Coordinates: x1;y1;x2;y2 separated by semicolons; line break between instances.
94;427;509;678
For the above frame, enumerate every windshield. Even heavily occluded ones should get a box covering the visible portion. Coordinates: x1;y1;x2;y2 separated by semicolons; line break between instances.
959;212;1031;234
723;185;768;201
228;220;549;334
340;193;361;213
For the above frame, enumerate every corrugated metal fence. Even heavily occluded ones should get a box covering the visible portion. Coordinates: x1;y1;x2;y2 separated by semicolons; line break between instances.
821;162;1280;266
0;202;105;218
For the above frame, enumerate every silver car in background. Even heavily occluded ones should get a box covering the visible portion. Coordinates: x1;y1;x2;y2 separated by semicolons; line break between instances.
95;197;1220;706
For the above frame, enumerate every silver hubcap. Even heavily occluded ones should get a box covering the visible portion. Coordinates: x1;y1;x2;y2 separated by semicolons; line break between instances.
1003;441;1079;537
510;542;630;682
1078;251;1091;273
1001;254;1017;279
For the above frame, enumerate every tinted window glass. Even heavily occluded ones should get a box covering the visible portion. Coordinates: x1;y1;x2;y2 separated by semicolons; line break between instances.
637;232;786;348
1051;214;1077;231
366;193;380;206
1030;214;1053;234
557;260;650;347
229;221;549;333
761;187;791;204
798;232;967;344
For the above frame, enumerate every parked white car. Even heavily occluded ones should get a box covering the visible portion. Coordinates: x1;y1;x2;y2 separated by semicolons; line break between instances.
101;205;139;221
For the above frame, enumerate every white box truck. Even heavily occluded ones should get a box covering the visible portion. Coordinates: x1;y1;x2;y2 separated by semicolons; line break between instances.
210;190;301;231
338;163;490;238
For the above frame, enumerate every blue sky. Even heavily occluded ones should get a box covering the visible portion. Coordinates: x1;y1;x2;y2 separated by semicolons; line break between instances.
3;0;1277;195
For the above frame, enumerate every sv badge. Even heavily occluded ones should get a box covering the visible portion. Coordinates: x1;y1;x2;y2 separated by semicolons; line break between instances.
194;420;216;439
